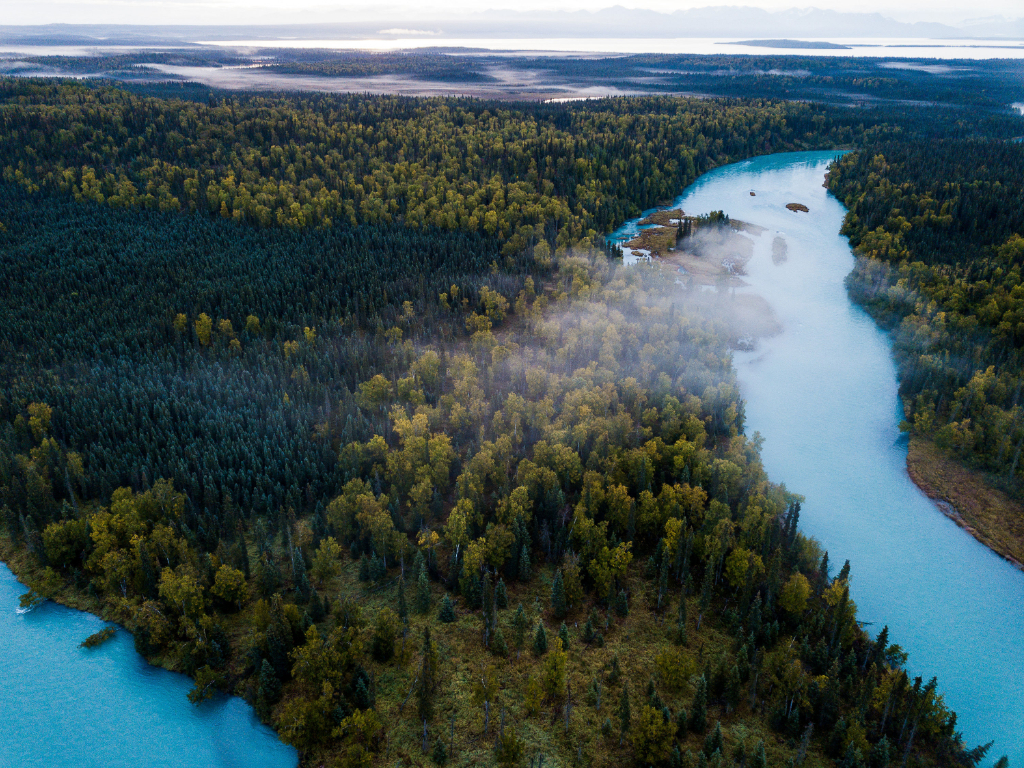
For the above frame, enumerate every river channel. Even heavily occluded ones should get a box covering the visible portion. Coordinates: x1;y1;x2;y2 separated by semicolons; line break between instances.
613;150;1024;760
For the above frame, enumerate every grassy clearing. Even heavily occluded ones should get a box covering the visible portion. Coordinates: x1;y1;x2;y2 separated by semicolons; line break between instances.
291;557;831;768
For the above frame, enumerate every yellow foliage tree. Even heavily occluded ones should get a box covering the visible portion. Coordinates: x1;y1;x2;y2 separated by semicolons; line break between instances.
195;313;212;346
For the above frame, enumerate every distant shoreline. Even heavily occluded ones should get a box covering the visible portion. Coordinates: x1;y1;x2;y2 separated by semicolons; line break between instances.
728;39;851;50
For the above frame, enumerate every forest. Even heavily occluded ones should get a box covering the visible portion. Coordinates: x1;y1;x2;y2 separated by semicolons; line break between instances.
828;139;1024;498
0;76;1012;767
0;79;873;241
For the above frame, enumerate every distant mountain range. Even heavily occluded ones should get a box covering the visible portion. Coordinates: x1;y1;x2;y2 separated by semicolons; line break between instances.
1;6;1023;45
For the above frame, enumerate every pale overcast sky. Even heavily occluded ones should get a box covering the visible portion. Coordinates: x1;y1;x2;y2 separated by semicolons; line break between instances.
3;0;1021;28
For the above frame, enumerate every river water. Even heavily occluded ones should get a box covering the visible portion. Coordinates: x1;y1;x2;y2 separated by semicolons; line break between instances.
612;150;1024;761
0;562;297;768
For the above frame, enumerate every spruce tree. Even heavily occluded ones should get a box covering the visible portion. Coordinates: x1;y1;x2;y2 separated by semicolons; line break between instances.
614;588;629;617
512;604;528;648
582;616;596;644
689;674;708;733
482;572;495;642
839;743;863;768
491;625;508;657
431;738;448;765
699;567;713;620
255;659;281;720
495;578;509;609
552;570;567;618
703;721;723;758
309;588;326;623
292;546;311;602
828;718;848;758
751;741;768;768
869;736;891;768
533;621;548;656
354;676;373;710
417;627;435;722
397;576;409;622
558;621;570;650
617;683;631;745
608;653;622;685
518;544;531;582
657;556;669;610
416;561;432;614
438;593;457;623
816;551;830;593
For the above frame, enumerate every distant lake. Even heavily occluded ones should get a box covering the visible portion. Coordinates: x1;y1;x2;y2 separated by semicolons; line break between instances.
3;37;1024;60
197;37;1024;60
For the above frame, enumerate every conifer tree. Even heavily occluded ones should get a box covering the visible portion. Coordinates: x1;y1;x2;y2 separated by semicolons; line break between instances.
618;683;631;745
689;674;708;733
353;676;373;710
308;588;326;623
752;741;768;768
582;616;596;644
418;627;435;722
657;556;669;611
558;621;570;650
551;569;567;618
416;561;432;614
432;738;448;765
840;743;863;768
438;593;456;623
703;721;723;758
255;659;281;720
676;594;689;645
482;572;495;643
512;603;528;648
615;588;629;617
608;653;622;685
533;621;548;656
495;578;509;609
398;575;409;622
699;567;713;627
491;625;509;657
518;544;531;582
869;736;891;768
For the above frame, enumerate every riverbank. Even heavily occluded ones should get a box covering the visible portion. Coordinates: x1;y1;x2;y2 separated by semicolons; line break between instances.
905;437;1024;571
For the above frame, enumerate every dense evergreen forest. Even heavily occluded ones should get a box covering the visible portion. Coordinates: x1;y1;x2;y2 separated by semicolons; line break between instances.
0;77;1010;767
828;139;1024;497
1;79;869;241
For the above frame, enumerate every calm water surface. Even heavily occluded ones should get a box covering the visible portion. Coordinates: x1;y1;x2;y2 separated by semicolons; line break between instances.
613;151;1024;760
0;562;297;768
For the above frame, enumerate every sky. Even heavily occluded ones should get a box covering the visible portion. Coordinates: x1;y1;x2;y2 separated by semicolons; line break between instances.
2;0;1022;28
